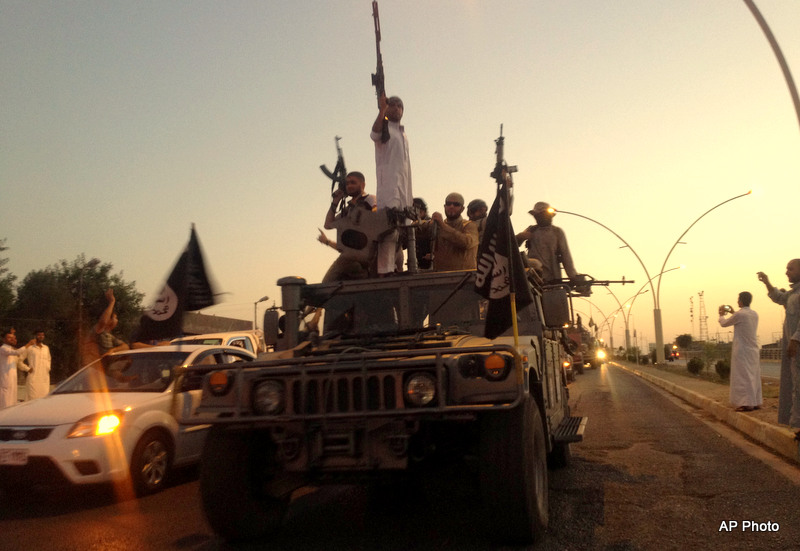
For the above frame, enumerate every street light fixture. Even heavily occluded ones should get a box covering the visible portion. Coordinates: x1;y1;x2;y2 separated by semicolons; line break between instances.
556;191;749;364
652;191;750;362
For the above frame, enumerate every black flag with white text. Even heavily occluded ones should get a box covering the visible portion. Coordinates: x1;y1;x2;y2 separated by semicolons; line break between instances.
474;185;533;339
134;226;215;342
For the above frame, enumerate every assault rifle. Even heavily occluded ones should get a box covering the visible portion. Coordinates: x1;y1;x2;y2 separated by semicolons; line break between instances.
371;1;390;143
319;136;347;213
490;124;518;197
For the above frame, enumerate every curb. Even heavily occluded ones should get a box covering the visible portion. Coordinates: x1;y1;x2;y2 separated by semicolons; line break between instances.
613;362;799;465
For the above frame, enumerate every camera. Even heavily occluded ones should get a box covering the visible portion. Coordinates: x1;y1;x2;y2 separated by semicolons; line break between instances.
722;305;733;314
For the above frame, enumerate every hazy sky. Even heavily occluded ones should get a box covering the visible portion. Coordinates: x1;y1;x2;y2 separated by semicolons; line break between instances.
2;1;798;349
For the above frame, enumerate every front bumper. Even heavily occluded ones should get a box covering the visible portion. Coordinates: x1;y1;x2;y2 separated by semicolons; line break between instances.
0;424;130;487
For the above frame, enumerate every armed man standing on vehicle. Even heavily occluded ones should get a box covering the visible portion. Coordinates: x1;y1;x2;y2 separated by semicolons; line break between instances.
320;171;377;282
516;202;579;285
372;94;412;276
431;192;478;272
370;2;412;275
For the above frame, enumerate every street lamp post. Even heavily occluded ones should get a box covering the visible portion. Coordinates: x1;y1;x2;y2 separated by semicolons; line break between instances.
557;192;749;364
652;192;751;362
253;295;269;331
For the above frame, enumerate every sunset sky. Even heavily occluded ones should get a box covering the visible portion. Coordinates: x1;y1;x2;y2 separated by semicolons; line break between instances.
3;0;799;349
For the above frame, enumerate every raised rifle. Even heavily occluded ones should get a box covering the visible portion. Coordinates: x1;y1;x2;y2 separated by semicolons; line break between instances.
371;1;390;143
490;124;518;210
319;136;347;213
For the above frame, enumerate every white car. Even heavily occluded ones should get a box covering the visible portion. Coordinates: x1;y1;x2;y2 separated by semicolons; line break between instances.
0;344;254;495
171;330;266;355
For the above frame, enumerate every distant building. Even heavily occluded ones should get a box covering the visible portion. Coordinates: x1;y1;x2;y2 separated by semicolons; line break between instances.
183;312;252;335
760;340;782;361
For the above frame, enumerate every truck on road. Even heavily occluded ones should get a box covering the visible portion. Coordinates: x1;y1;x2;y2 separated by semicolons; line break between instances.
182;267;586;544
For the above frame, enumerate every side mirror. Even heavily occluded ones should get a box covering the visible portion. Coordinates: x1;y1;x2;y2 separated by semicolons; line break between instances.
542;287;570;329
263;309;280;346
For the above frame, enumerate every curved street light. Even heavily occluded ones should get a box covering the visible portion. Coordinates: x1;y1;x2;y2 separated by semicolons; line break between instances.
743;0;800;135
651;192;750;362
558;191;748;364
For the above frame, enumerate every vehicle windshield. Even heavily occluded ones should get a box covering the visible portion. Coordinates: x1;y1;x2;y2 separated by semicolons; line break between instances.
319;278;541;337
54;351;190;394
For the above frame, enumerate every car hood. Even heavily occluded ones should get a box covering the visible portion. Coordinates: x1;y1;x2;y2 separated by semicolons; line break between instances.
0;392;167;426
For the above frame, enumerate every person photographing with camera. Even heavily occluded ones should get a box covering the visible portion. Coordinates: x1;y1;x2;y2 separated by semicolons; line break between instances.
718;292;762;412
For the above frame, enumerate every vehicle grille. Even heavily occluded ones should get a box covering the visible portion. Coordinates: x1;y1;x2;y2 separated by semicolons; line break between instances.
0;428;54;442
290;373;401;414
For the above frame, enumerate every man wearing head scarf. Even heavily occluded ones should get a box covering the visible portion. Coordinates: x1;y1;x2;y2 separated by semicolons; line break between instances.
431;192;478;272
516;201;579;284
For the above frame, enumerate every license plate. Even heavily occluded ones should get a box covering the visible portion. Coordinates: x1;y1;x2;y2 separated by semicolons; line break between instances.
0;448;28;466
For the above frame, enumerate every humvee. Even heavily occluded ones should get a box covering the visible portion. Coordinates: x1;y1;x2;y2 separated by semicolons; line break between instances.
182;267;586;544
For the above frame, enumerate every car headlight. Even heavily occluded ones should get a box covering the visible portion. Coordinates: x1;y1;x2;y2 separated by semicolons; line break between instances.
252;380;285;415
68;412;123;438
596;349;606;360
404;373;436;407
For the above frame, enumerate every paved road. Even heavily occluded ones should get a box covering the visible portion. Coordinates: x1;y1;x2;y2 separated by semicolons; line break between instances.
2;363;798;550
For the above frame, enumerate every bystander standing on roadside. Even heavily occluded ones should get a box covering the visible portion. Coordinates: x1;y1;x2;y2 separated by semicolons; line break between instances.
718;292;762;412
0;330;23;408
18;330;52;400
757;259;800;440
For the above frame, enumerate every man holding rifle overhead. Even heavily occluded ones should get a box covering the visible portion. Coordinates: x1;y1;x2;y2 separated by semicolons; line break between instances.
370;1;412;276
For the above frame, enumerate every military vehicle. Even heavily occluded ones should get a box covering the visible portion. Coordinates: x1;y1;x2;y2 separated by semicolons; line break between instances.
182;257;586;544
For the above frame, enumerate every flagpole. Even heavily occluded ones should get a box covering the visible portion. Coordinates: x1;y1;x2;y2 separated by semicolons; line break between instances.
504;180;520;350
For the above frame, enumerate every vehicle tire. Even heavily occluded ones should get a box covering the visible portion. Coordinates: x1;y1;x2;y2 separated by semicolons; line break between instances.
130;430;173;496
200;426;289;542
479;396;548;544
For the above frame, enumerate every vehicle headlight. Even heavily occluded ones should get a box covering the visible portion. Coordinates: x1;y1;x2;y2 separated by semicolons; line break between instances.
252;380;285;415
67;412;123;438
483;353;509;380
596;349;606;360
562;360;572;369
404;373;436;407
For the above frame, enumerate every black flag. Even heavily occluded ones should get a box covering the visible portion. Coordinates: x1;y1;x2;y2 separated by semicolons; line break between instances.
474;185;533;339
134;225;215;342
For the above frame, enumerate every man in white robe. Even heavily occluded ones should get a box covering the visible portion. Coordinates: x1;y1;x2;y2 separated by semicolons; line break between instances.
18;330;51;400
0;330;22;408
718;292;761;411
758;259;800;437
371;94;413;275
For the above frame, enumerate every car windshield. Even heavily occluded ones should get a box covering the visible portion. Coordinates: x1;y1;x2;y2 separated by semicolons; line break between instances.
54;351;191;394
175;338;223;345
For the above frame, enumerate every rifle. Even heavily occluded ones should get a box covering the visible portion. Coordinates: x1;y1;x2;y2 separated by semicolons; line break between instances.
490;124;518;207
371;1;390;143
547;275;634;297
319;136;347;213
